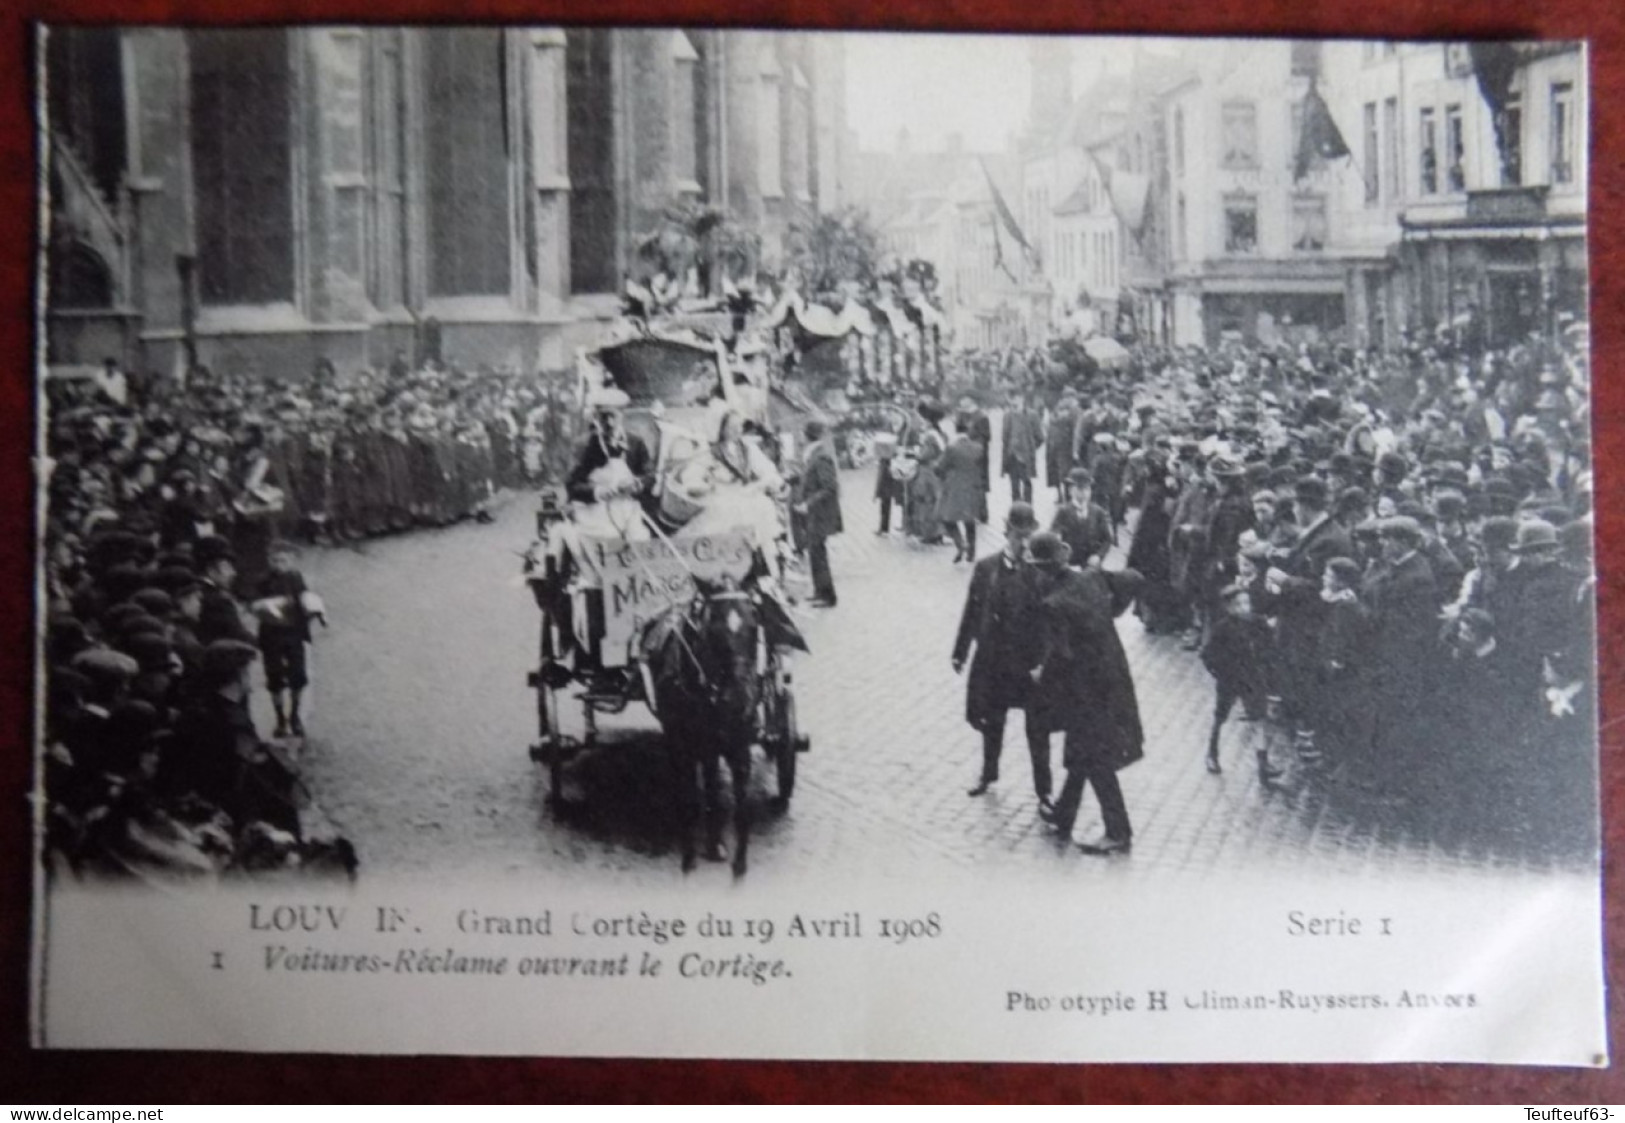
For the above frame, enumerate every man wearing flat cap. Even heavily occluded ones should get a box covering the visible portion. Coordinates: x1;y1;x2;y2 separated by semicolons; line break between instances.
953;502;1051;808
64;647;140;783
164;639;294;832
1027;531;1145;855
1051;468;1114;571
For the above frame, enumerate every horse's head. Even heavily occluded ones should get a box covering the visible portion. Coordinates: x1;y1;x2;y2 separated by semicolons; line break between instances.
687;578;762;728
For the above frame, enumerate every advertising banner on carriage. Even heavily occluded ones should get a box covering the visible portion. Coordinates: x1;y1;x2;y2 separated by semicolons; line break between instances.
578;529;758;664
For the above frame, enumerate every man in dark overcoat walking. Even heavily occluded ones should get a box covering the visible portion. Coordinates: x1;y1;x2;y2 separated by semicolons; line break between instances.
1045;395;1079;503
956;396;993;522
1027;532;1146;855
795;419;843;608
936;420;986;563
1001;394;1044;505
952;503;1050;807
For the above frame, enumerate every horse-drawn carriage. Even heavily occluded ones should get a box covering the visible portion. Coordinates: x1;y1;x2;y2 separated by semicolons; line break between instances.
522;324;809;874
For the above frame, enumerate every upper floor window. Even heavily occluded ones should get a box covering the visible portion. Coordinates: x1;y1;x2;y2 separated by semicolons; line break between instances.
567;28;618;294
1292;195;1327;251
1173;107;1185;177
1221;102;1259;169
672;32;701;191
424;28;512;297
1551;82;1576;185
190;29;294;305
758;50;783;198
1419;107;1439;195
1500;94;1523;187
1383;97;1400;198
1223;193;1257;254
1362;102;1380;204
1444;103;1466;192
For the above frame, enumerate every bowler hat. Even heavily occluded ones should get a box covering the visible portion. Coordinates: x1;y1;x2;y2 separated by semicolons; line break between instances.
1511;519;1560;553
1379;516;1424;544
1479;516;1519;552
1293;476;1329;507
1026;531;1071;570
1006;502;1039;532
1433;491;1466;520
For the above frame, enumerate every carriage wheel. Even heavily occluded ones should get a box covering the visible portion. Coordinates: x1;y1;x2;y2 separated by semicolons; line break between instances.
528;679;567;807
530;611;570;810
772;693;798;809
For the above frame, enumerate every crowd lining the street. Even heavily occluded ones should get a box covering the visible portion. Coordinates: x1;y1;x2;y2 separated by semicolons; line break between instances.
39;312;1598;874
40;356;583;877
882;325;1595;848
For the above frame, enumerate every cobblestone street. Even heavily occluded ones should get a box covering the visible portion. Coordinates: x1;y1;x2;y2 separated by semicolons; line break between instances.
285;459;1597;885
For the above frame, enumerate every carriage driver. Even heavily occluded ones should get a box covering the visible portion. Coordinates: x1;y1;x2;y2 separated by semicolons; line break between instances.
566;386;656;506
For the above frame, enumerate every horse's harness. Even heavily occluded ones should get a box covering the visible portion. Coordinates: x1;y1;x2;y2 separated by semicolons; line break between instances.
669;588;757;709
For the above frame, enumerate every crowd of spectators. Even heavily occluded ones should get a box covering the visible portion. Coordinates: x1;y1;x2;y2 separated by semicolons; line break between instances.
1041;329;1598;821
41;354;579;877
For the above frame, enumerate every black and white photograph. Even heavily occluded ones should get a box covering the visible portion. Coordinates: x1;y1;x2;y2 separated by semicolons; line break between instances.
30;26;1604;1063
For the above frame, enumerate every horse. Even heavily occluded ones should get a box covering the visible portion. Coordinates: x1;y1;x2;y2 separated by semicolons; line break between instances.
637;579;763;876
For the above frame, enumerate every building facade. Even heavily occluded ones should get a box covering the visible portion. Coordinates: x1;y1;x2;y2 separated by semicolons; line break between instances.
44;26;847;378
1154;38;1589;350
1388;42;1588;348
1162;41;1356;348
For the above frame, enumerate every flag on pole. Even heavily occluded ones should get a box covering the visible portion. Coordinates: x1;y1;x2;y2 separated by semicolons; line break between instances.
1293;80;1352;180
989;218;1018;284
1467;42;1522;182
980;158;1039;275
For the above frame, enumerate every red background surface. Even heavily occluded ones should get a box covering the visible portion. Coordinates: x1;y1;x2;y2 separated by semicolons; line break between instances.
2;0;1622;1104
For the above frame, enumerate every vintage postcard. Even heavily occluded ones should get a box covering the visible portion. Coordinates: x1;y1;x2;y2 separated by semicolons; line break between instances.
30;27;1603;1063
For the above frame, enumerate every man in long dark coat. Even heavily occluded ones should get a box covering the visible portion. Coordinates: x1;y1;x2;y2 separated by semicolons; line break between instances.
956;397;993;522
795;419;843;608
1359;516;1440;796
1045;395;1079;503
1028;532;1145;855
1001;394;1044;505
952;503;1049;807
936;420;986;563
